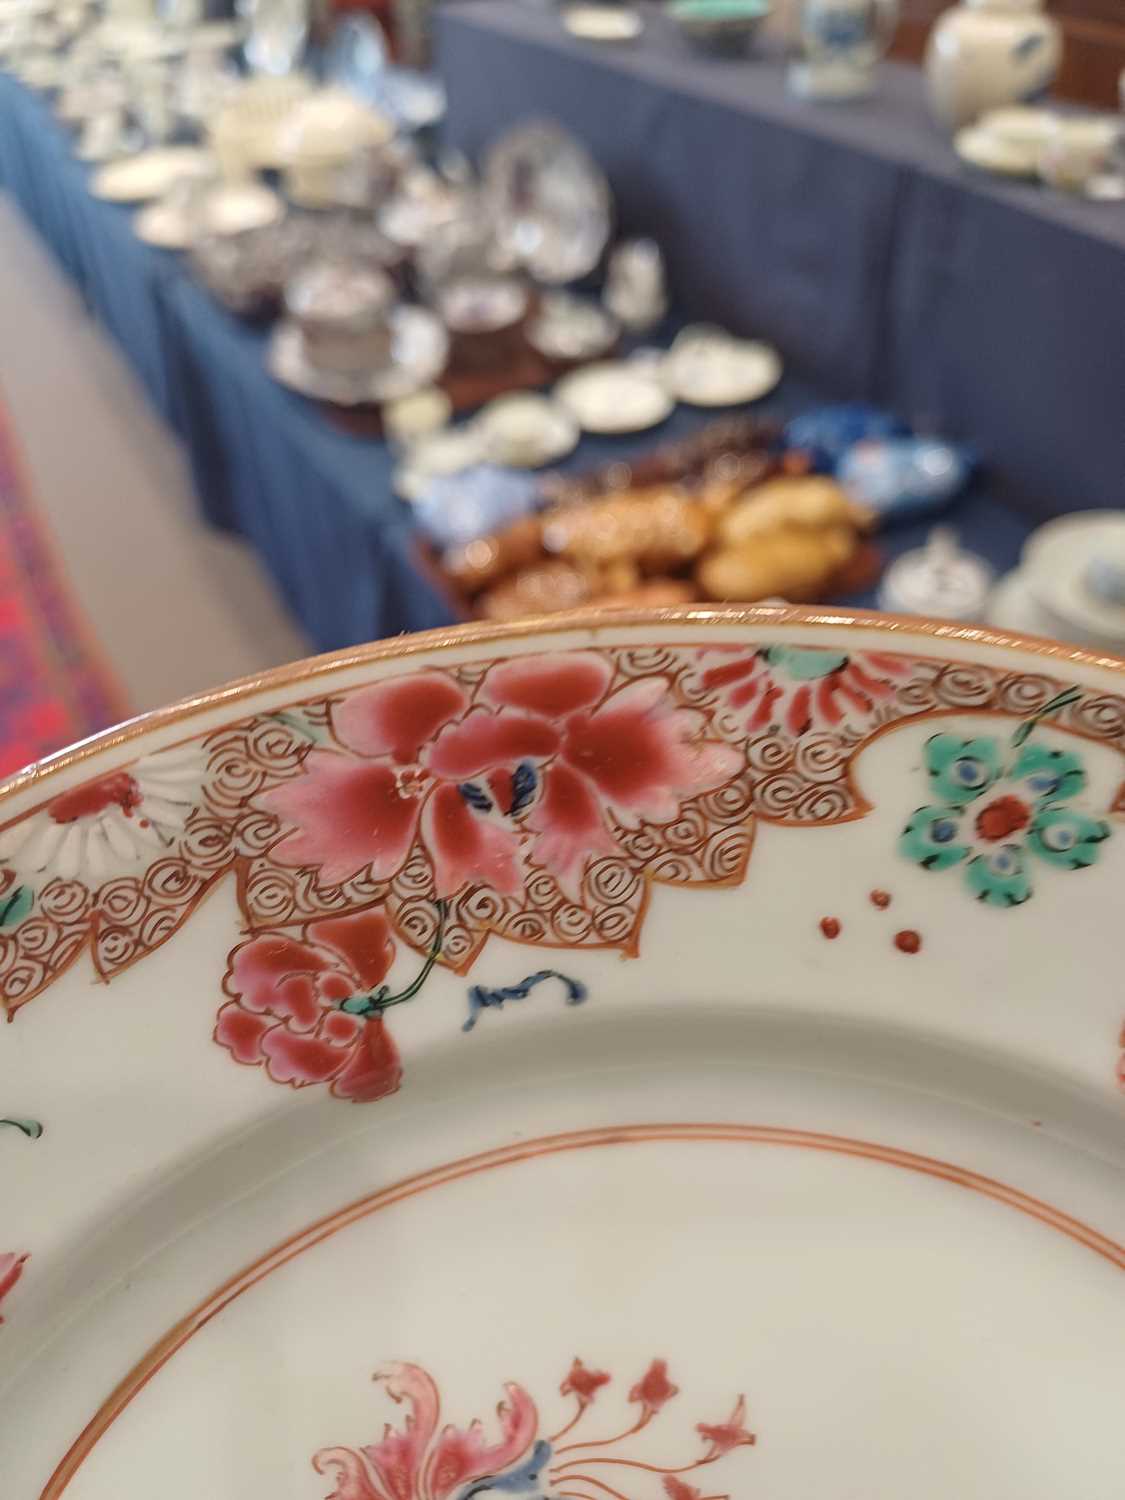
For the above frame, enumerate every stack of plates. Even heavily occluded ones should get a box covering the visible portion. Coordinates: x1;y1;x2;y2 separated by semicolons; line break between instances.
990;512;1125;651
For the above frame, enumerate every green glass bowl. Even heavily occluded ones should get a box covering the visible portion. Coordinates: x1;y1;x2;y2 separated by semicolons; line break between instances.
668;0;771;56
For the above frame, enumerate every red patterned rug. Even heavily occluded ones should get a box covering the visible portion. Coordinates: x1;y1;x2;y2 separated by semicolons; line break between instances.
0;403;128;779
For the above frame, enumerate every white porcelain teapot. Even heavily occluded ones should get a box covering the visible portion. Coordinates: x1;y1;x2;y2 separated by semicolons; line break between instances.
924;0;1062;133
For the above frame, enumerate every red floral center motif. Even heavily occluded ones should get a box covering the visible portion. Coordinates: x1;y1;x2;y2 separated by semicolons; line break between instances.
395;766;431;799
47;771;142;825
974;795;1030;843
313;1357;756;1500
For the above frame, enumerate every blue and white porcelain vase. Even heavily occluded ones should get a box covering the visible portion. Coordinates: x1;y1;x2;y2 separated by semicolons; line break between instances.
790;0;900;100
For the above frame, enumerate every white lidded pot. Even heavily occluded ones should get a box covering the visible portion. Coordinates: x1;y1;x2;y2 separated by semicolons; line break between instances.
924;0;1062;133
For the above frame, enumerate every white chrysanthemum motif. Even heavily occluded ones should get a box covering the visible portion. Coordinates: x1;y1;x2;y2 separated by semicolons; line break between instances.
0;746;208;892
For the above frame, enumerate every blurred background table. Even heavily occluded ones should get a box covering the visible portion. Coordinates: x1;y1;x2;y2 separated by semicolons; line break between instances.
436;0;1125;524
0;38;1056;653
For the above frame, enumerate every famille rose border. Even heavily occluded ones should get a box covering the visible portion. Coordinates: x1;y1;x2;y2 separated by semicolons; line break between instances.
0;610;1123;1105
36;1123;1125;1500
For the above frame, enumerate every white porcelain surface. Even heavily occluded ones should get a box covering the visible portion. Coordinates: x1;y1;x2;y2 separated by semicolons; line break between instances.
133;200;192;248
1;610;1125;1500
792;0;899;97
1022;512;1125;649
90;146;213;203
197;180;284;237
954;121;1039;176
437;276;529;335
484;122;612;285
268;305;449;405
977;102;1056;149
208;73;314;172
663;326;783;406
555;360;674;433
877;527;995;619
184;18;243;50
561;3;642;41
382;387;454;447
394;423;486;500
527;292;618;362
925;0;1061;133
277;86;393;166
1037;116;1120;192
474;393;579;469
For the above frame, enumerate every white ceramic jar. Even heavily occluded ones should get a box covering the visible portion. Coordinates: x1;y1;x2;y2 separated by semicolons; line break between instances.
924;0;1062;133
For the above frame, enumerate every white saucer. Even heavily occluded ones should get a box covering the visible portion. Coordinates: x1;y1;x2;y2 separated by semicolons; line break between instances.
133;202;193;249
554;360;673;434
90;148;213;204
561;3;642;41
976;105;1057;155
198;181;284;238
268;306;449;407
393;425;487;501
1021;512;1125;650
474;393;580;469
663;327;783;406
954;126;1039;179
526;292;619;363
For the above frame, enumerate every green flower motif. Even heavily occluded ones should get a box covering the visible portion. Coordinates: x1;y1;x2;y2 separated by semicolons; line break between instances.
900;734;1111;908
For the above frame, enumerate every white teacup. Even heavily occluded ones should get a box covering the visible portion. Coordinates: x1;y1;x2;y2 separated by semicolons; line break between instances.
1038;117;1119;193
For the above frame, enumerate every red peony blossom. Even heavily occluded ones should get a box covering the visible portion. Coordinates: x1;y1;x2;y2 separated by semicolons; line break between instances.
628;1358;679;1417
258;654;740;905
214;909;401;1102
696;1396;755;1457
0;1251;28;1325
560;1357;611;1408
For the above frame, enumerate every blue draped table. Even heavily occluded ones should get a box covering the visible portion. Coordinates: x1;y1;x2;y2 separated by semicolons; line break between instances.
435;0;1125;526
0;67;1032;650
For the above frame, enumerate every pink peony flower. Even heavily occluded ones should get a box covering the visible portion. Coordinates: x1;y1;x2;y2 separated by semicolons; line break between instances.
214;909;401;1102
314;1362;538;1500
259;655;741;904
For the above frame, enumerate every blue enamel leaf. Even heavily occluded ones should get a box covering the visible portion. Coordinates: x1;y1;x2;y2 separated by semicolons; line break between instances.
463;971;588;1032
508;760;538;818
457;1440;554;1500
459;781;494;814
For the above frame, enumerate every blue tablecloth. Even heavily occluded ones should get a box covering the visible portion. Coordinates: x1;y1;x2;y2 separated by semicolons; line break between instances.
435;1;1125;526
0;67;1031;650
